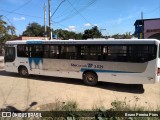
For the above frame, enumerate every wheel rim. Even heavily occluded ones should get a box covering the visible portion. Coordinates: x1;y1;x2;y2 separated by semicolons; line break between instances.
86;74;95;82
21;69;27;76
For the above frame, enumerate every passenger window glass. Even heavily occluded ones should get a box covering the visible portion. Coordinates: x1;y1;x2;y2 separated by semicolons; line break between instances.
43;45;50;58
60;46;77;59
31;45;43;58
50;45;59;59
17;45;29;57
104;46;127;62
5;47;15;62
81;45;101;60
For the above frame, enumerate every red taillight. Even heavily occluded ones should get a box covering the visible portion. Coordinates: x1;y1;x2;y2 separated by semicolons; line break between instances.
157;68;160;75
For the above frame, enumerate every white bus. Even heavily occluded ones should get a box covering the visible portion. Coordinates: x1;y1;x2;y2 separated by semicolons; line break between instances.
4;39;160;86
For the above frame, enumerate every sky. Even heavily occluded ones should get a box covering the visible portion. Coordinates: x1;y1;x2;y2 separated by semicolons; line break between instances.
0;0;160;36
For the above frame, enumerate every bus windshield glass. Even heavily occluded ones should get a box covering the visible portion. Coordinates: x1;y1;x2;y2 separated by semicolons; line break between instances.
5;47;15;62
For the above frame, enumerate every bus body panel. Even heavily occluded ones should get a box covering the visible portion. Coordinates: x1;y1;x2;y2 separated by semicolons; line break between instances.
4;39;160;84
156;58;160;83
5;56;157;84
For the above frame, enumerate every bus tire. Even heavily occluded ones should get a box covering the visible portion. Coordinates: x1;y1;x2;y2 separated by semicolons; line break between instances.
83;72;98;86
19;66;29;77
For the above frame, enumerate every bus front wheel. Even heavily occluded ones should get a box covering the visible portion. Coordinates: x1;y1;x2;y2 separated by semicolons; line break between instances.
83;72;98;86
19;66;29;77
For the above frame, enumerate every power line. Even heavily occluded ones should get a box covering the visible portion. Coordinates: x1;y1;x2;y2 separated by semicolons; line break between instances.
51;0;66;17
1;10;43;19
52;21;68;28
60;0;93;25
5;0;33;16
1;9;68;28
54;0;96;22
0;15;15;27
55;0;96;19
53;0;81;19
74;0;97;14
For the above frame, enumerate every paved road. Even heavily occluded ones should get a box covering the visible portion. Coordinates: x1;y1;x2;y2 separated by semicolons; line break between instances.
0;69;160;111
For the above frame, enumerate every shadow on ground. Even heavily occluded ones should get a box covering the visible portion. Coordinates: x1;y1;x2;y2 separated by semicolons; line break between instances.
0;102;37;112
0;70;144;94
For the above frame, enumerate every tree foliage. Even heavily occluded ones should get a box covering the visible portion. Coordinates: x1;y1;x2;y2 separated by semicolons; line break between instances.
110;32;132;39
22;22;43;37
0;17;16;42
0;18;7;36
83;26;102;39
22;23;103;40
0;34;17;42
54;29;82;40
22;22;83;39
22;22;134;40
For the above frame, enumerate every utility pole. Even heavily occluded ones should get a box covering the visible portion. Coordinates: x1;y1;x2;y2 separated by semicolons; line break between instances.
48;0;52;40
141;12;144;39
44;3;47;40
141;11;143;20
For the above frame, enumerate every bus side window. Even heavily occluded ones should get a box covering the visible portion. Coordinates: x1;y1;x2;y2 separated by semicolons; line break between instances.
49;45;59;59
103;46;108;60
60;46;77;60
43;45;50;58
30;45;43;58
17;45;29;57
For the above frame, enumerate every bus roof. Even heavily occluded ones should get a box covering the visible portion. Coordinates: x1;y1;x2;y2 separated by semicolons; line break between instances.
5;39;159;45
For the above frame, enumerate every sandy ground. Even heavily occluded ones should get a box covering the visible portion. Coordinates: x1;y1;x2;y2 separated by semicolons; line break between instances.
0;68;160;111
0;56;4;69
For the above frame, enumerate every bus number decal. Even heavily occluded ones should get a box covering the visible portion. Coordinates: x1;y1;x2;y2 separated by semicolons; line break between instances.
71;63;103;69
93;65;103;69
87;63;93;68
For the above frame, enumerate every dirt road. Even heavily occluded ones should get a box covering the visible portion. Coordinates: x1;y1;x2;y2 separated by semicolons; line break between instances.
0;56;4;69
0;69;160;111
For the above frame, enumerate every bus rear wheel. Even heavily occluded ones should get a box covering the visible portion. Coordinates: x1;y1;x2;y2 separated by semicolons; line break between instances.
83;72;98;86
19;67;29;77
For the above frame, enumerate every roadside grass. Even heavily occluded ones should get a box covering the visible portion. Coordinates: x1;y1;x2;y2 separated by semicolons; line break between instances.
35;97;160;120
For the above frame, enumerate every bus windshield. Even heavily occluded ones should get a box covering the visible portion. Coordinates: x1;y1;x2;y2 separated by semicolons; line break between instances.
5;47;15;62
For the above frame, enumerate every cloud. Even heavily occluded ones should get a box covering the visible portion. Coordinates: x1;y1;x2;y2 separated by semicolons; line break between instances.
94;24;100;28
13;17;25;21
117;15;134;24
117;18;122;24
65;26;76;31
106;15;134;25
84;23;91;27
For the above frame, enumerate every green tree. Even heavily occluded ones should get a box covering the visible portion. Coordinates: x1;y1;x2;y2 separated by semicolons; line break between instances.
0;17;16;42
0;18;7;37
111;32;132;39
22;22;43;37
7;25;16;35
76;33;83;39
54;29;82;40
0;34;17;42
22;22;83;39
83;26;102;39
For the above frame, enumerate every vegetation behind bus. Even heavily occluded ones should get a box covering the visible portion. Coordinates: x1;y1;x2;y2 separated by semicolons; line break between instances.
0;19;133;45
22;22;132;40
0;17;17;43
